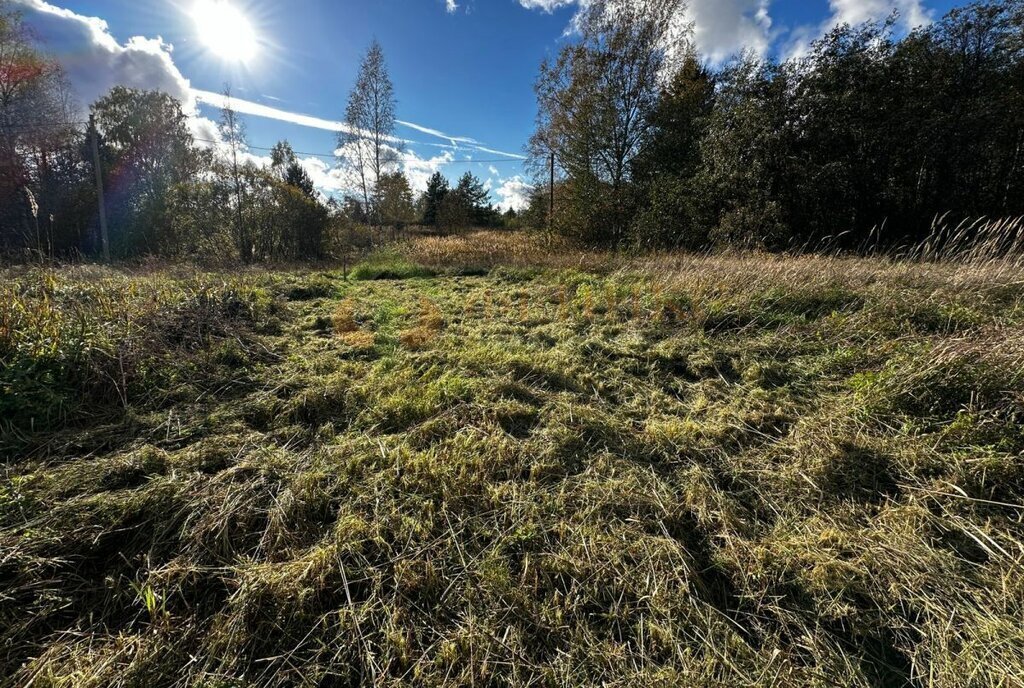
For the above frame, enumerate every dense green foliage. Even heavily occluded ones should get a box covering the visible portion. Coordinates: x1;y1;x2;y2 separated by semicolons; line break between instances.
91;88;208;256
417;171;506;232
534;0;1024;249
2;234;1024;685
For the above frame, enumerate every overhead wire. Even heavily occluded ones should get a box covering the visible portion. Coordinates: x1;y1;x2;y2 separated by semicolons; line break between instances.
4;123;527;165
192;137;526;165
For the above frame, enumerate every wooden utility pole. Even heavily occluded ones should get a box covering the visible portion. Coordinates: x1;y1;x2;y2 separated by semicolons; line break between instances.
89;115;110;262
549;151;555;233
24;187;40;260
221;88;247;261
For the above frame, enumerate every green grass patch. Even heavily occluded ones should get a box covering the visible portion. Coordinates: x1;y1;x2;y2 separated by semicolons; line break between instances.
350;250;437;280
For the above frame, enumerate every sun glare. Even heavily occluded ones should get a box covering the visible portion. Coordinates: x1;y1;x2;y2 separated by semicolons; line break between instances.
192;0;258;63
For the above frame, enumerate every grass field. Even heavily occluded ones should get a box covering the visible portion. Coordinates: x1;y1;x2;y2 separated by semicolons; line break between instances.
2;233;1024;687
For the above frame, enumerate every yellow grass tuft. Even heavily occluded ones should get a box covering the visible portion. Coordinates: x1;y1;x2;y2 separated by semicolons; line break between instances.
331;299;360;334
337;330;376;350
399;297;446;350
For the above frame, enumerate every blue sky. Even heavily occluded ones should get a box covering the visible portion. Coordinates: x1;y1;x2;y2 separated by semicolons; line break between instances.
18;0;963;208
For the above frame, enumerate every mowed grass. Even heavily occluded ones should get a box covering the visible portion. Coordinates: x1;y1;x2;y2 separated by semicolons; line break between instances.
2;235;1024;687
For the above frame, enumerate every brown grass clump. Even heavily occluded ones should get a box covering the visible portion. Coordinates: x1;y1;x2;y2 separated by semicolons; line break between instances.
337;330;376;351
332;298;377;350
399;297;446;350
332;298;361;333
398;327;435;351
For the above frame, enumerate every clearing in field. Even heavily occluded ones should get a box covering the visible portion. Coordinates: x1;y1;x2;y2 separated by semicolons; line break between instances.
2;235;1024;686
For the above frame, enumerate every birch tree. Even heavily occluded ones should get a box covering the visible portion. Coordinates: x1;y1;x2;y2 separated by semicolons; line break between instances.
529;0;689;243
340;40;399;239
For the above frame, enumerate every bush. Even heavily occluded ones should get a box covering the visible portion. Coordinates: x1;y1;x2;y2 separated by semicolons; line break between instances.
350;251;436;280
630;176;707;250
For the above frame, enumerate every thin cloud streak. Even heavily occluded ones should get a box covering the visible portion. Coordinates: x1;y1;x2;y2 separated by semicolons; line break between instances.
192;90;521;160
396;119;480;146
472;145;527;160
193;89;498;149
192;89;405;142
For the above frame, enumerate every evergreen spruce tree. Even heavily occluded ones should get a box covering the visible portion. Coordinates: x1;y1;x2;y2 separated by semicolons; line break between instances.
421;171;449;225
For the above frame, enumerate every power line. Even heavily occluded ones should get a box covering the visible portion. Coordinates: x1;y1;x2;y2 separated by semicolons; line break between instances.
193;137;526;165
3;124;527;164
1;120;90;133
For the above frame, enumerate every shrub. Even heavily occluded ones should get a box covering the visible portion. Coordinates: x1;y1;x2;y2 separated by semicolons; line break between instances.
350;251;436;280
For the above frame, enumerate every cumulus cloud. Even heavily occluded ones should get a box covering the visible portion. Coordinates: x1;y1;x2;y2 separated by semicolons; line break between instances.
494;176;533;212
228;142;455;202
401;149;457;194
445;0;459;13
189;115;222;147
13;0;194;110
785;0;932;59
828;0;930;28
296;157;350;196
517;0;775;63
690;0;773;63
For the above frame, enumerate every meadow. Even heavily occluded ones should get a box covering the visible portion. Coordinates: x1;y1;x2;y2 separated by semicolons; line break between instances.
2;232;1023;687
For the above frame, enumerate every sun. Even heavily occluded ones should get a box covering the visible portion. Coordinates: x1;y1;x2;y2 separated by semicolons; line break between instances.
192;0;258;63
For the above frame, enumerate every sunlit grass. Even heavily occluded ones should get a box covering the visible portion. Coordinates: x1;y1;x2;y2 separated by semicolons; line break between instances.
2;236;1024;685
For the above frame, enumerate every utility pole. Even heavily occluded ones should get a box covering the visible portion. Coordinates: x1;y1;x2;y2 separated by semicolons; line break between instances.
24;187;40;260
549;151;555;234
222;87;247;261
89;115;110;262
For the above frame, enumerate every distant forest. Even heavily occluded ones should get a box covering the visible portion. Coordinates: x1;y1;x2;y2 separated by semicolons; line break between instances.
1;0;1022;260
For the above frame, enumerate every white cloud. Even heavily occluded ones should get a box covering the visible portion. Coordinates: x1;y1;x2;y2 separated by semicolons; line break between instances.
828;0;930;28
296;156;350;196
322;141;457;198
446;0;459;13
396;119;479;146
401;149;457;194
473;145;527;160
518;0;577;10
785;0;932;59
193;90;513;159
192;88;410;143
189;115;222;147
12;0;194;110
494;176;533;212
224;142;453;201
690;0;773;63
517;0;775;63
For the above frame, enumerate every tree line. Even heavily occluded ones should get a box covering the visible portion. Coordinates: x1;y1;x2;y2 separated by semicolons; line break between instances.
4;0;1021;260
0;1;331;262
529;0;1024;250
0;10;513;261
